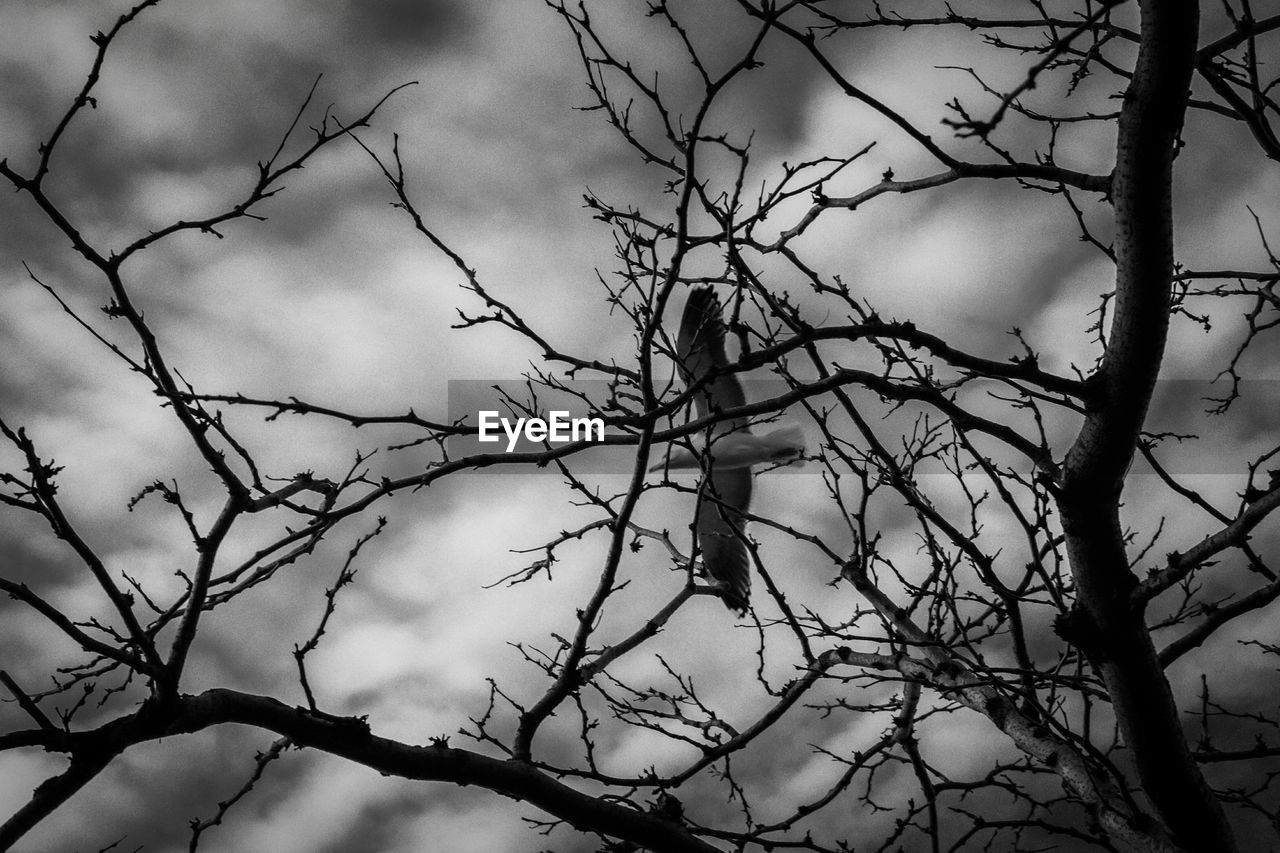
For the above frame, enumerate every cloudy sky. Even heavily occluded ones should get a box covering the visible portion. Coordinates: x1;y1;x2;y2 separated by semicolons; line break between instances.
1;2;1278;851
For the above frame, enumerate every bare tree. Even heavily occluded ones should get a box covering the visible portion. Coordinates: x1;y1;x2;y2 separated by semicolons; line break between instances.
2;1;1280;851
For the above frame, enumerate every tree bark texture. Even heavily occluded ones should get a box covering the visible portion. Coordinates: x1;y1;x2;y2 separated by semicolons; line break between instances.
1059;1;1236;851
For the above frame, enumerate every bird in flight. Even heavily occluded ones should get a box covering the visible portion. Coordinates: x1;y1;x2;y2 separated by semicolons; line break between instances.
653;286;805;613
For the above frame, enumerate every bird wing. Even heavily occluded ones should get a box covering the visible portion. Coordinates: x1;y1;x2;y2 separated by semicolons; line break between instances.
697;466;753;613
677;287;747;431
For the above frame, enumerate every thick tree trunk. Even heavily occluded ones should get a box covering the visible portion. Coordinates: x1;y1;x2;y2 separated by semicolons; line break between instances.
1059;1;1236;851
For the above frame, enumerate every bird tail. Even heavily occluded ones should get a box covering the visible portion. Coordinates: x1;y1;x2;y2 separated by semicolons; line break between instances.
721;585;750;615
648;446;700;472
767;422;804;445
763;423;805;453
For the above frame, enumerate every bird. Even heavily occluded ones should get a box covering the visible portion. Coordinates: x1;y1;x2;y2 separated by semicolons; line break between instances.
652;286;805;613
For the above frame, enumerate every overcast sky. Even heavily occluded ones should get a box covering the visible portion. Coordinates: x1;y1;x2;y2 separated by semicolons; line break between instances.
2;2;1278;852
